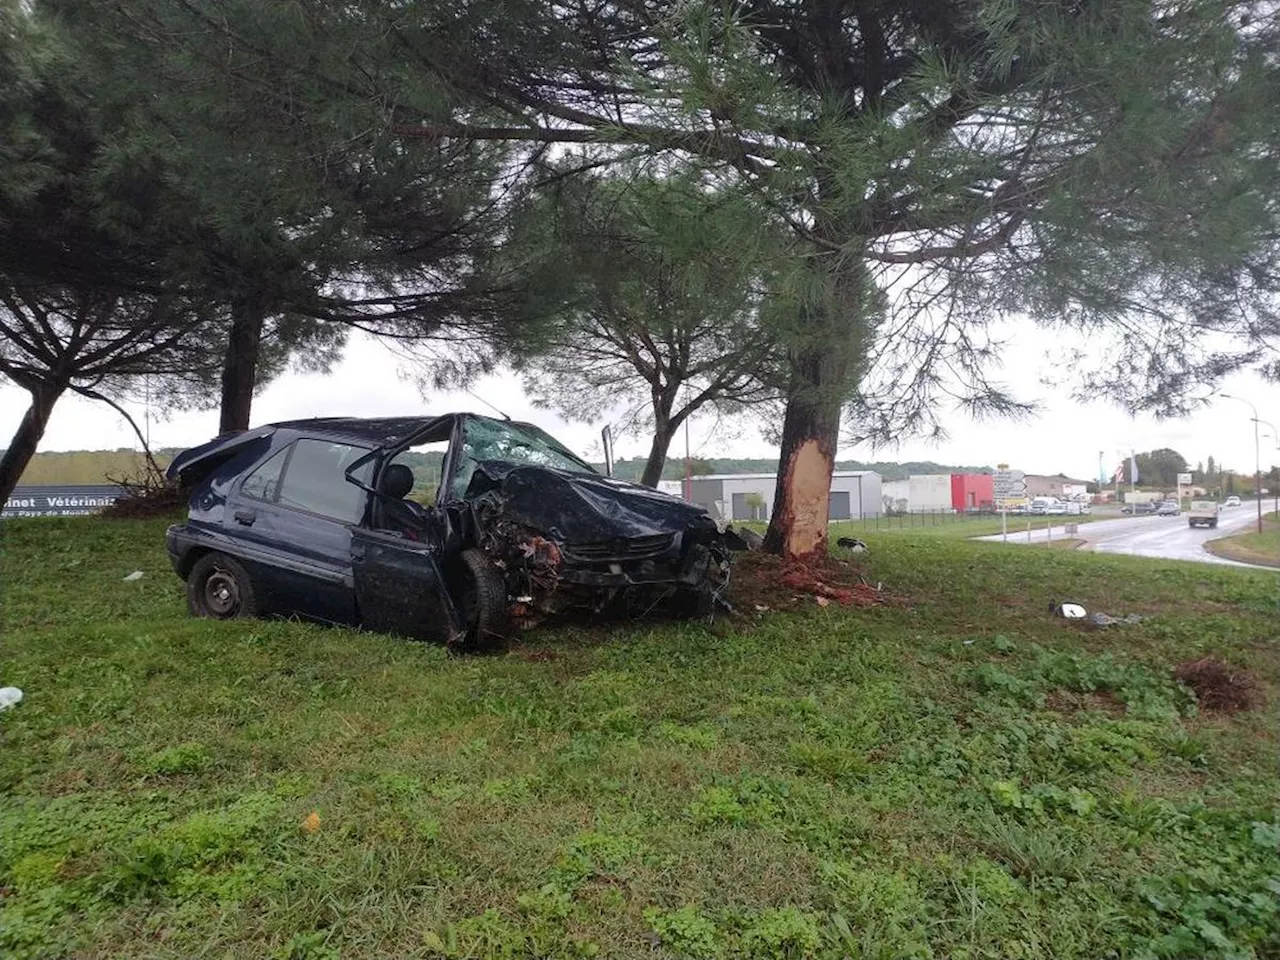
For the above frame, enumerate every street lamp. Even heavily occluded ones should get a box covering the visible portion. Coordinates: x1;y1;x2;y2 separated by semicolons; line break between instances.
1219;393;1264;534
1262;429;1280;519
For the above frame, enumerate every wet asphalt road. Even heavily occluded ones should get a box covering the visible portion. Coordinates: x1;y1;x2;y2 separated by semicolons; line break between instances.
978;505;1275;568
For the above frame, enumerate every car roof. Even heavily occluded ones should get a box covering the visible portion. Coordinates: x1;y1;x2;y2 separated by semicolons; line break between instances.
269;416;447;446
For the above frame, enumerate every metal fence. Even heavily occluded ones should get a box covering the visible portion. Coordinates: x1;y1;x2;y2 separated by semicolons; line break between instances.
840;508;1003;531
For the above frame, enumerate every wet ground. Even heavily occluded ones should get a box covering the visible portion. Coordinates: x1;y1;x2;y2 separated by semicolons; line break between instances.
977;505;1275;568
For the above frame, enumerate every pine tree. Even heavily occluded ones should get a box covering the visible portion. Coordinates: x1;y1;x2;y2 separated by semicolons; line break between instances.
83;1;1280;556
467;167;786;487
38;0;515;432
335;0;1280;555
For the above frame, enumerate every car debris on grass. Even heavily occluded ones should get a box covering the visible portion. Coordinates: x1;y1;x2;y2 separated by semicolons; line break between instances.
729;552;899;613
1050;599;1143;628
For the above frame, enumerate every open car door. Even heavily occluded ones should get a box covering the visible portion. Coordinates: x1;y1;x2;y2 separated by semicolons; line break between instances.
350;529;464;644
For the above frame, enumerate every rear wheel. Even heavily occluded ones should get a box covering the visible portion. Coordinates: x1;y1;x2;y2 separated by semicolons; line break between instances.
187;552;259;620
453;548;510;651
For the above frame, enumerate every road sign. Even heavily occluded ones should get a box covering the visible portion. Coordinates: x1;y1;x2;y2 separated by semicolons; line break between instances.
993;469;1027;508
1;485;122;518
1177;472;1192;486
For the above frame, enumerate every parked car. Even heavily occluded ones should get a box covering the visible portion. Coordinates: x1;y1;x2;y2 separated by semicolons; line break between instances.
1120;501;1158;515
1156;499;1180;516
1224;495;1242;508
1188;500;1220;528
165;414;740;648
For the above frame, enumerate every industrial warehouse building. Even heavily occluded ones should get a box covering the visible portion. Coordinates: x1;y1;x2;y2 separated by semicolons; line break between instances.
882;472;995;513
686;471;883;522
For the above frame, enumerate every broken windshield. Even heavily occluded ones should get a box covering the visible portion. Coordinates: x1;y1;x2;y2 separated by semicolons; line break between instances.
450;417;596;498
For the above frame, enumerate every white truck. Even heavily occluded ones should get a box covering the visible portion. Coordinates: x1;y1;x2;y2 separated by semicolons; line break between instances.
1188;500;1220;529
1030;496;1067;515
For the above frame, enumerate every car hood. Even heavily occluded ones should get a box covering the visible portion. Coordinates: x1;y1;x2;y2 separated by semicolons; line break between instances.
468;461;718;543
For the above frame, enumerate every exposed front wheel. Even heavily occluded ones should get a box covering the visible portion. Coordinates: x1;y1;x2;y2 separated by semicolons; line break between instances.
187;552;259;620
453;548;510;651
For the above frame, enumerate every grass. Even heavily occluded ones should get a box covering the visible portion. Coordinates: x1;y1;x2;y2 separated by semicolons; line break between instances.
835;512;1104;540
2;516;1279;959
1207;512;1280;568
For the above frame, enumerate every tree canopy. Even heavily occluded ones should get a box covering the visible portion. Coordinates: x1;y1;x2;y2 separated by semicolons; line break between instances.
7;0;1280;559
1133;448;1190;489
162;0;1277;555
480;167;785;486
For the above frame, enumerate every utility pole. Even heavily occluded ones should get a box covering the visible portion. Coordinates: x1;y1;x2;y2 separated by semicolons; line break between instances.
1219;393;1263;534
683;417;692;502
1261;426;1280;520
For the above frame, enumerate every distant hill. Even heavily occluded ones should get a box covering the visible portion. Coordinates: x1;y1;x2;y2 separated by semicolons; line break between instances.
11;447;991;487
11;449;174;486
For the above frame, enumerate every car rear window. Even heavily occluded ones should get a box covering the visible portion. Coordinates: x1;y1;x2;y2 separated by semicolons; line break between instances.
241;448;289;501
272;439;372;523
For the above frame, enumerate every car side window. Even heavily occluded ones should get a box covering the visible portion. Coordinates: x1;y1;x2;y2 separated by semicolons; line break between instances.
240;448;290;502
274;439;371;523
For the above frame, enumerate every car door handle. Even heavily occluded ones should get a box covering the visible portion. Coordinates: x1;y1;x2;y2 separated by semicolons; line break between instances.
233;508;256;526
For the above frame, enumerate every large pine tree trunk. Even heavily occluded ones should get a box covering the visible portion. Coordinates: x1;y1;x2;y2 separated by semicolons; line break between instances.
762;346;847;558
0;381;66;505
639;416;677;488
762;221;868;558
218;298;265;435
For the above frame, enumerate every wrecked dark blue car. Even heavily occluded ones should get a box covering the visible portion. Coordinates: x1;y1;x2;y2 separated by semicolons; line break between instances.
165;414;734;648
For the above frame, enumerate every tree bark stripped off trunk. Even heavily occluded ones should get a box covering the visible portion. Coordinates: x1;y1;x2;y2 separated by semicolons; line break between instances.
218;298;266;435
763;215;868;558
0;381;66;505
762;346;847;558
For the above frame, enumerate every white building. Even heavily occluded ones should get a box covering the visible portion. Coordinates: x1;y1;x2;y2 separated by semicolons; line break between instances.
881;479;910;514
686;471;883;522
908;474;952;512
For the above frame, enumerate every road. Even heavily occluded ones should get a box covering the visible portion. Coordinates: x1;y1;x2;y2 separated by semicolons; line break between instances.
978;505;1274;568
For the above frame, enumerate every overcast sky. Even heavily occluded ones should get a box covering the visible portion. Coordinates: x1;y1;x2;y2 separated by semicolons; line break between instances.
4;326;1278;481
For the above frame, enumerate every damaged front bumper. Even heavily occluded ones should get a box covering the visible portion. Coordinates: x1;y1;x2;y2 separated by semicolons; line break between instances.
481;523;732;624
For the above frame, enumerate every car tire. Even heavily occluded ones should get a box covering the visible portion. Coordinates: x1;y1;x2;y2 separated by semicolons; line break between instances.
455;548;510;651
187;552;259;620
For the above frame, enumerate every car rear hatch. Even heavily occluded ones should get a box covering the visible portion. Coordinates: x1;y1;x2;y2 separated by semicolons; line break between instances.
166;427;275;487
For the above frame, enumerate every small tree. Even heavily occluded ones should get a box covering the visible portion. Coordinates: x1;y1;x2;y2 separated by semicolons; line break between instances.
0;286;218;502
486;169;783;487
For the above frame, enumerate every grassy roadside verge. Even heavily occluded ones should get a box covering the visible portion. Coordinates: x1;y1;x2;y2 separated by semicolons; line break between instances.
2;517;1278;959
1206;512;1280;567
833;513;1105;540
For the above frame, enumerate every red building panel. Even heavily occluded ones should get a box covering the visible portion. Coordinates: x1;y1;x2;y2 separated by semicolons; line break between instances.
951;473;994;512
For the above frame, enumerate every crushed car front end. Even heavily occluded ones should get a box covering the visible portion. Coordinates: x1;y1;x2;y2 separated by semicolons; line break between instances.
459;461;733;626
